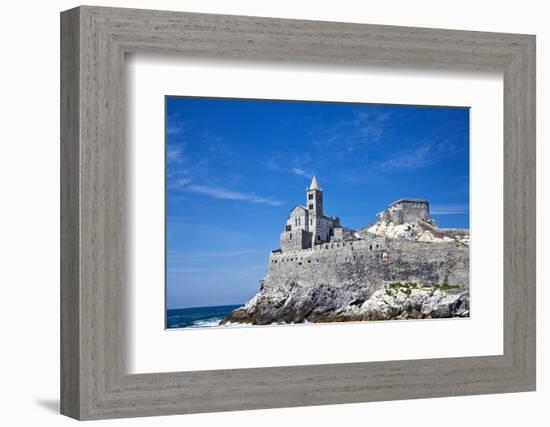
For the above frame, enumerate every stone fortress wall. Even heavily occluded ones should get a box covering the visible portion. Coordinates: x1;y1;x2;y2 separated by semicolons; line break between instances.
269;237;469;289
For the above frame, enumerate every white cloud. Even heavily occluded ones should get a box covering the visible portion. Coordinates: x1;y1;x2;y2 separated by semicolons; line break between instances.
171;181;285;207
166;120;190;136
265;155;314;178
166;144;185;164
315;110;392;152
379;145;433;172
169;177;192;188
430;204;469;215
290;167;309;177
168;249;262;260
378;129;467;173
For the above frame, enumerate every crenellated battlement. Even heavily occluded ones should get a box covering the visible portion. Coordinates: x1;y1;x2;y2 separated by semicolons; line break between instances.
271;238;379;256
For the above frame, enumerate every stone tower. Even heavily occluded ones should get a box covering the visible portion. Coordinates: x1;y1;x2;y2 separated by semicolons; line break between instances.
306;176;323;216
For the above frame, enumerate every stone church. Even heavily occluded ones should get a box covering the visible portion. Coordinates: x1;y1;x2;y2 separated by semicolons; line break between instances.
280;177;348;251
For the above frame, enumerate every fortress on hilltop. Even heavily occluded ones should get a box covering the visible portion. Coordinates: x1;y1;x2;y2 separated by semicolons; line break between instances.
223;176;471;325
269;177;470;289
279;177;436;252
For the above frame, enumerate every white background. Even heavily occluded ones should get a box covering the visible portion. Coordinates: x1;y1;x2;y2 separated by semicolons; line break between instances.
0;1;547;426
129;56;503;373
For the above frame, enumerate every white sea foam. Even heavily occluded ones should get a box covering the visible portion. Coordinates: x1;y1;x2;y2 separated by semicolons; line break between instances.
188;318;223;328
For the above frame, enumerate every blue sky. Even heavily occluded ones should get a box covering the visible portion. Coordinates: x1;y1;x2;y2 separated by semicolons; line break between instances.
166;97;470;309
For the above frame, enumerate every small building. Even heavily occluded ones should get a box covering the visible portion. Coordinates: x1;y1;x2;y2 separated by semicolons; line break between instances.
376;198;431;225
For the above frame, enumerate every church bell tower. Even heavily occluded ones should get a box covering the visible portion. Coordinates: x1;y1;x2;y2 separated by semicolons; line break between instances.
306;176;323;217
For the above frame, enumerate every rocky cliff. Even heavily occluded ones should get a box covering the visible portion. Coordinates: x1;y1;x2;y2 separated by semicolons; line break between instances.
224;282;469;324
222;207;470;325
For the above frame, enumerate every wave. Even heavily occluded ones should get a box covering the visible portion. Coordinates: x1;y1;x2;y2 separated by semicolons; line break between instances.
167;304;242;329
188;317;224;328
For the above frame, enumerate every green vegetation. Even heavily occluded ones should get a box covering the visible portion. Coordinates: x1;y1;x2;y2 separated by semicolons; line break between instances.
388;282;417;295
387;282;460;295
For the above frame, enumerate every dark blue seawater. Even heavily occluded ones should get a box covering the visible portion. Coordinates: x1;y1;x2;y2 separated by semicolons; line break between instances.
166;304;243;329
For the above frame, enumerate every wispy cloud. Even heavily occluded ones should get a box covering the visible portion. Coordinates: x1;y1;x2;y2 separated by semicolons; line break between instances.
166;129;279;206
265;155;315;178
187;185;285;206
378;128;468;173
290;167;310;177
169;177;192;188
263;109;394;185
166;123;189;136
430;204;469;215
170;180;285;207
166;114;190;136
166;144;185;164
379;145;433;172
168;264;267;276
166;216;190;223
168;249;262;260
315;109;392;153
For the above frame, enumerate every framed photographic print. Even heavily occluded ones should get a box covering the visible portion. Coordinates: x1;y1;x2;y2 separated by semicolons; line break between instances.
164;97;471;329
61;6;536;420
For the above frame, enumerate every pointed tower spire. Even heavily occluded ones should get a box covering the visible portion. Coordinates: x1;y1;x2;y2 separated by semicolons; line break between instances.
309;176;320;190
306;176;323;217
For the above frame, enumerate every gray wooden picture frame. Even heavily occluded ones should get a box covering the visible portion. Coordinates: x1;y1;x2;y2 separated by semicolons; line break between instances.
60;5;536;420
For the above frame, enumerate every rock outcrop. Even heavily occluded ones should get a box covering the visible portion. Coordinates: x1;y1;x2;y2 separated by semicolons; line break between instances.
222;281;469;325
363;217;469;245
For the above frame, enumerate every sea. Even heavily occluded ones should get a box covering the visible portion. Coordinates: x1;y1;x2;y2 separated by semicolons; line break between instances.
166;304;243;329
